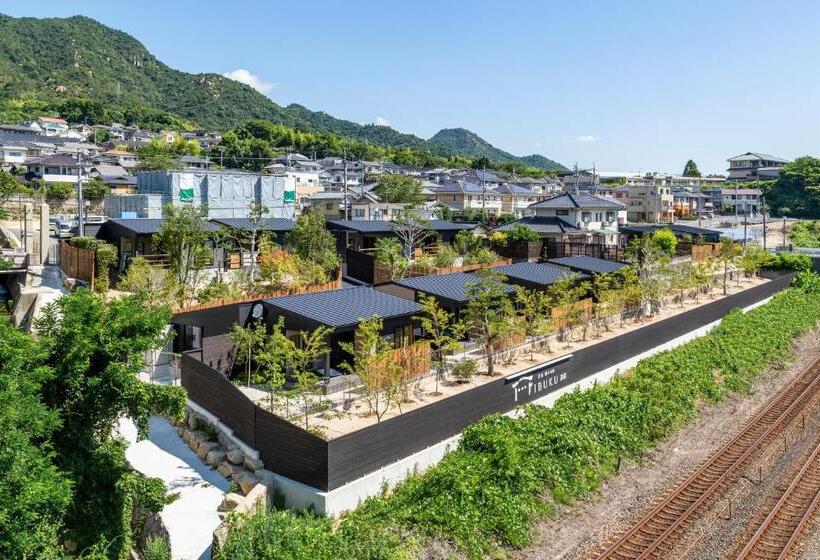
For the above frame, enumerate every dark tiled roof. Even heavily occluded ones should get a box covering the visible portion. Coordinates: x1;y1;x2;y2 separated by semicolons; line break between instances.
620;224;723;238
101;218;219;236
434;180;486;194
493;262;588;287
393;272;513;304
529;191;625;210
492;185;538;195
492;216;580;234
264;286;422;328
326;219;478;234
211;217;295;232
547;256;626;275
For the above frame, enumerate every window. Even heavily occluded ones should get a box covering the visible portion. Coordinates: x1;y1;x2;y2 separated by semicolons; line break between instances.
393;324;413;347
556;209;569;216
353;208;365;218
325;203;335;210
606;212;615;221
581;211;592;222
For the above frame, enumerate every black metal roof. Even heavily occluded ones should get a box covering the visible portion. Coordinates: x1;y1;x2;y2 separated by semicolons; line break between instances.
547;256;626;275
211;217;295;232
392;272;514;304
620;224;723;239
493;262;588;287
326;219;479;234
492;216;580;234
264;286;422;328
97;218;219;237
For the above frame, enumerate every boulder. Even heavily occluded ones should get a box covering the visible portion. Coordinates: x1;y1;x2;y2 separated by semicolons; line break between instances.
216;493;243;513
188;430;207;448
244;456;264;472
206;449;227;467
217;461;242;479
212;522;229;557
226;448;244;465
187;413;198;430
234;470;260;495
254;469;276;489
197;441;220;460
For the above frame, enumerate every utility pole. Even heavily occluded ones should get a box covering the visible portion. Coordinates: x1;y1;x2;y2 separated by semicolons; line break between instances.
481;165;487;213
76;150;85;237
343;148;349;220
762;195;767;251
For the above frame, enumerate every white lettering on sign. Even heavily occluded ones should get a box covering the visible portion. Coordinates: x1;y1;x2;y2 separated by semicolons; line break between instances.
511;367;569;402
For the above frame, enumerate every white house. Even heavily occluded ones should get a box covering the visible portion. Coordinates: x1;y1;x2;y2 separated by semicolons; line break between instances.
430;180;503;215
528;191;626;245
24;153;88;184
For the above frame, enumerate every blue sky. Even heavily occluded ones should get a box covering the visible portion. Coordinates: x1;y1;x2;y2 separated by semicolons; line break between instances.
3;0;819;174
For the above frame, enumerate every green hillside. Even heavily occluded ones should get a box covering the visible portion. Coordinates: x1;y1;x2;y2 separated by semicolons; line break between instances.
428;128;565;172
0;13;564;170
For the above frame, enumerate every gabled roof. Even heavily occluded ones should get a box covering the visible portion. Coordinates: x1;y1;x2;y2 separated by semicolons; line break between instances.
547;256;626;275
727;152;788;163
98;218;219;236
492;216;580;234
492;184;538;195
530;191;625;210
264;286;422;328
493;262;588;287
434;180;487;194
326;219;479;234
392;272;513;304
210;218;295;232
24;153;78;166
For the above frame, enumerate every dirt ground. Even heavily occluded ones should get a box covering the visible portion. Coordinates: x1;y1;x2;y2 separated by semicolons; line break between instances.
514;325;820;560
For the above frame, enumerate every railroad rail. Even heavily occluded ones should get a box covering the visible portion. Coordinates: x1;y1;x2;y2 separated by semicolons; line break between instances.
591;356;820;560
733;439;820;560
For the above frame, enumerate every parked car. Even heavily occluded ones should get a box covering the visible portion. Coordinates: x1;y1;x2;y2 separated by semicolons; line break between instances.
48;217;61;234
56;221;73;239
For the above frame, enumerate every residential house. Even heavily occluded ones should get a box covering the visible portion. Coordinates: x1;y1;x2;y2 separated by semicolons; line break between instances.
492;262;589;291
89;165;136;194
619;223;723;244
24;153;88;185
526;191;626;245
308;191;345;219
510;176;563;196
33;116;69;136
326;219;480;253
613;183;674;223
176;155;211;169
430;180;503;216
720;188;762;216
0;143;28;170
546;255;627;275
726;152;788;181
100;149;139;170
451;168;505;188
671;188;712;217
493;184;541;217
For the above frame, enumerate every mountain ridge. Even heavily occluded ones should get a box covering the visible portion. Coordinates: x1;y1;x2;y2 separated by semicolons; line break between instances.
0;13;566;171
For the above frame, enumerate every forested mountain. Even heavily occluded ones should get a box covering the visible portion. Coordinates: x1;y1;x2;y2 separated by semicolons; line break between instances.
429;128;565;171
0;13;565;170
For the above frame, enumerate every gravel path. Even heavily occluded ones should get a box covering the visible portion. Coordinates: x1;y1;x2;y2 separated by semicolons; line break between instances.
514;326;820;560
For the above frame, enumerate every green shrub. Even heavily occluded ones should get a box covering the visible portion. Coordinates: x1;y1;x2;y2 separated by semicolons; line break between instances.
765;252;812;272
789;220;820;247
142;536;171;560
450;359;477;383
93;242;117;293
433;245;457;268
505;224;539;245
45;182;75;200
464;247;498;265
69;236;99;251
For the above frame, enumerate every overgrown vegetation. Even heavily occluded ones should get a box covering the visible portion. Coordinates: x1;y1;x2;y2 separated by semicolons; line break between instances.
218;277;820;560
789;220;820;247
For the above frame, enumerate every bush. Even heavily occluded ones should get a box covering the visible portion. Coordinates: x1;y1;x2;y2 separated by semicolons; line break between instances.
93;243;117;293
433;245;458;268
45;182;75;200
412;254;436;272
765;252;812;272
789;220;820;247
197;280;244;303
83;177;109;199
464;247;498;265
453;230;483;256
451;359;477;383
69;236;99;251
488;231;508;248
650;228;677;255
143;536;171;560
505;224;539;245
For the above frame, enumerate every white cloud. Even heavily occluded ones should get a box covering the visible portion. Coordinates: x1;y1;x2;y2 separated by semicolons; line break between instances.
222;69;274;94
534;141;542;148
374;116;391;126
577;135;596;142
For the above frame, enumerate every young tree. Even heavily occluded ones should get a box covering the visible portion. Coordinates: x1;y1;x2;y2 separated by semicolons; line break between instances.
153;205;211;295
415;293;466;394
691;260;714;301
340;316;401;422
669;263;694;307
230;322;267;386
255;317;289;414
246;202;269;283
515;287;552;359
464;270;516;376
717;237;742;295
374;237;409;280
285;211;340;276
392;210;432;258
288;326;332;430
547;274;592;342
651;228;678;256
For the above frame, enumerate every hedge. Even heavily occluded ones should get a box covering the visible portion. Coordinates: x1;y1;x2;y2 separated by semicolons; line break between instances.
219;280;820;559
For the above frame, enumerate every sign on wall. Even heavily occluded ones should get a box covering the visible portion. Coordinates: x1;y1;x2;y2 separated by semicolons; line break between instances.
505;354;573;403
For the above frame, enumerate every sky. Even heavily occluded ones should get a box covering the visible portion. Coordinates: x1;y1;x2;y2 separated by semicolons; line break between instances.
2;0;819;174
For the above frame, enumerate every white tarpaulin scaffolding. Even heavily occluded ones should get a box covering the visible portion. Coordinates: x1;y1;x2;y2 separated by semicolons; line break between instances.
136;170;295;218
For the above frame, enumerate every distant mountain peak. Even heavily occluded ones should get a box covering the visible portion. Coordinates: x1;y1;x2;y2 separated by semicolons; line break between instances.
429;128;565;171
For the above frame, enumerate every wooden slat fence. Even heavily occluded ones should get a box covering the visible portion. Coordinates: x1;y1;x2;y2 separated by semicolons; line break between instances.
59;240;95;289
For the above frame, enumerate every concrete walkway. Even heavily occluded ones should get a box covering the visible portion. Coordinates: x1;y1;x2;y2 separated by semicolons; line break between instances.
13;265;68;330
121;416;228;560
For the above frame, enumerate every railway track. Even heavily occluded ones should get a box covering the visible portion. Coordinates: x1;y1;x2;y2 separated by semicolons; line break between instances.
733;439;820;560
590;356;820;560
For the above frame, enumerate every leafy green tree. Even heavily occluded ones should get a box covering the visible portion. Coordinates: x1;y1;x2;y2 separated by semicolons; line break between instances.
373;237;408;280
650;228;677;256
373;174;424;205
682;159;701;177
415;293;466;394
256;317;290;414
515;287;553;358
340;316;401;422
137;140;182;171
84;176;109;199
505;223;539;245
285;212;340;276
230;322;267;386
453;229;483;256
0;320;71;560
45;182;75;200
766;156;820;217
0;171;29;219
33;291;186;557
464;271;516;376
153;205;211;295
288;326;332;430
